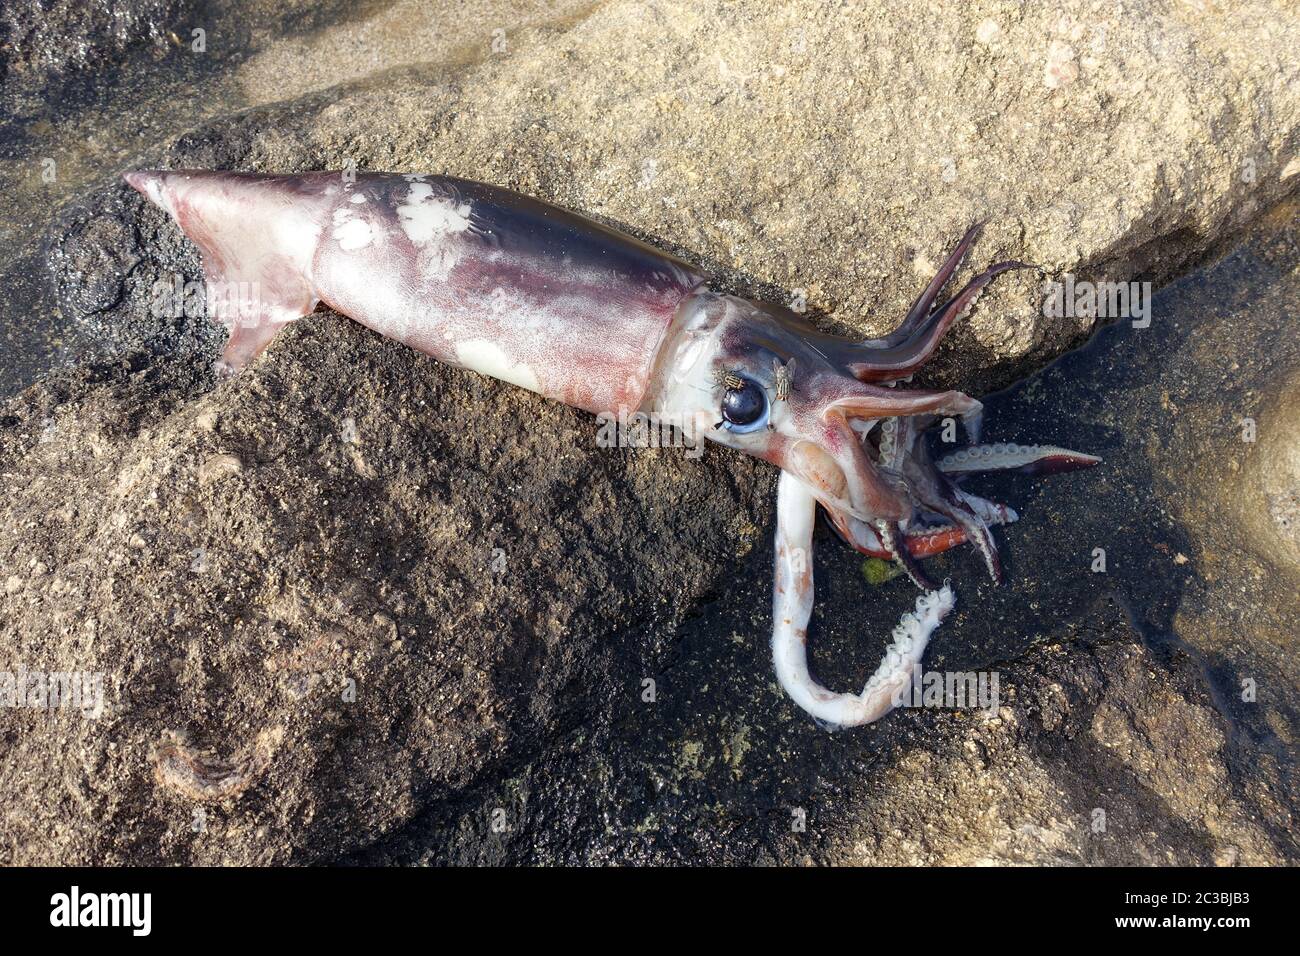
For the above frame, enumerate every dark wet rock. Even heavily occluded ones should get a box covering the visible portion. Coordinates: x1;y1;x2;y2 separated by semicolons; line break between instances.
1;1;1298;865
0;0;187;87
51;209;141;316
4;205;1298;864
0;0;377;92
344;595;1291;866
0;314;770;864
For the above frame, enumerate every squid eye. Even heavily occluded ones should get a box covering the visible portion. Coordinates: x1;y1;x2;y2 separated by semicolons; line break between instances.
720;374;769;433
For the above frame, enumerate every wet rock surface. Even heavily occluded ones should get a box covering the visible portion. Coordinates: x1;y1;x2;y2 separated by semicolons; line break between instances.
0;0;187;86
5;0;1300;397
3;207;1297;867
0;1;1297;864
0;315;770;864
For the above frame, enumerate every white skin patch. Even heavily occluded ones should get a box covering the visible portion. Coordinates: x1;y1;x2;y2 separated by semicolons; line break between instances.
331;206;374;251
396;182;472;245
350;193;367;204
143;177;176;217
454;338;542;393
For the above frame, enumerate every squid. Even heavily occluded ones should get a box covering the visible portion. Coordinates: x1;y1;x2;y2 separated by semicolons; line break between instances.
125;169;1099;729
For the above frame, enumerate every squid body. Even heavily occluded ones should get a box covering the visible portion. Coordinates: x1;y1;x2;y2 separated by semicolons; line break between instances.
126;169;1098;729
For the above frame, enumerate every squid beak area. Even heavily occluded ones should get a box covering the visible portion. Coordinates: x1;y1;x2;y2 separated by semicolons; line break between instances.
824;503;972;561
787;440;848;503
785;408;913;524
875;520;940;591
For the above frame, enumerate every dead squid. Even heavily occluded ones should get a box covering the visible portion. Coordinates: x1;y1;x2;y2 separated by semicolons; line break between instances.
126;169;1098;729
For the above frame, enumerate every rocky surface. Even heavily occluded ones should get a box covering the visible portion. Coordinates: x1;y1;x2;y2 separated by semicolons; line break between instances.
0;0;184;85
6;0;1300;396
0;315;771;863
0;0;1297;864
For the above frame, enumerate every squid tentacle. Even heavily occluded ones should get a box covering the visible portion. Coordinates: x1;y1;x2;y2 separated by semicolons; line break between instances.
830;389;984;441
773;471;956;729
826;507;969;561
937;442;1101;476
844;256;1034;384
952;492;1019;526
824;482;1018;563
866;221;985;349
914;483;1004;585
874;519;939;591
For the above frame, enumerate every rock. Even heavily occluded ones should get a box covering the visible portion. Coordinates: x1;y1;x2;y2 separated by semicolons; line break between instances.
48;0;1300;394
0;315;770;863
0;0;182;87
197;453;243;486
4;199;1298;862
1241;371;1300;571
0;0;1297;866
836;636;1284;866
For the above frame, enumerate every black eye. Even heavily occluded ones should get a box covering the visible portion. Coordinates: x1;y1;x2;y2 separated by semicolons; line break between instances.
721;375;768;432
